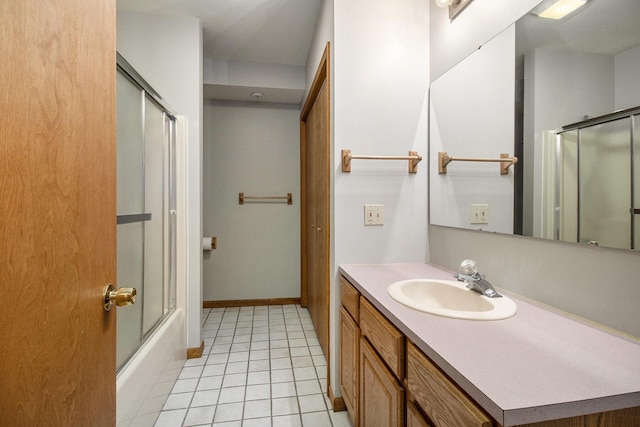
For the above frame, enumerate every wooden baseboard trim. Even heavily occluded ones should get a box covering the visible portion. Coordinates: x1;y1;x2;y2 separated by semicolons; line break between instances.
186;341;204;359
203;297;301;308
328;386;347;412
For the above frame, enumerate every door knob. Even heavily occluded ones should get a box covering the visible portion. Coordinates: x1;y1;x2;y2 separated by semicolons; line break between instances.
103;283;137;311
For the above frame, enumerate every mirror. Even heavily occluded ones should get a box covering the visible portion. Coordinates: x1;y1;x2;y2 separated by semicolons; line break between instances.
429;0;640;251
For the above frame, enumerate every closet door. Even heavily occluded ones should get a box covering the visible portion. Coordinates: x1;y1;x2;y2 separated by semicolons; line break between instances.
301;45;330;359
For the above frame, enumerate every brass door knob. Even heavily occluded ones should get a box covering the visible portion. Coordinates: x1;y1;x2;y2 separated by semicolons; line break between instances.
103;284;137;311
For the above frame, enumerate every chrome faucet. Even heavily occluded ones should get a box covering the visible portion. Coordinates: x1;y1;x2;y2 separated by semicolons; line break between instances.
453;259;502;298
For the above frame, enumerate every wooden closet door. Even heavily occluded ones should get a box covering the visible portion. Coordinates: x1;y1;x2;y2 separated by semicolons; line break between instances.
301;43;331;361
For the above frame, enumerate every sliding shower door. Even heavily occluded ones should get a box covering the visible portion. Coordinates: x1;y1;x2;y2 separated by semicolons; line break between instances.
578;118;630;248
116;58;177;369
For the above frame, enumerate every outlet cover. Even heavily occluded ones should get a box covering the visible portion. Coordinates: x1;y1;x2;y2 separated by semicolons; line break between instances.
364;204;384;226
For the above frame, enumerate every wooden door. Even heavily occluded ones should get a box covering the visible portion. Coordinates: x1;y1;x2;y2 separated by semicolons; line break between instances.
300;43;331;359
0;0;117;425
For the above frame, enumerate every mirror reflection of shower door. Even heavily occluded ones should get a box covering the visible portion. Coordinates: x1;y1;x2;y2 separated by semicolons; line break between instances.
578;118;631;249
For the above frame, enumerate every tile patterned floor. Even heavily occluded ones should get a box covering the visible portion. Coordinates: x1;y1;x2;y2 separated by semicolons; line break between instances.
154;305;354;427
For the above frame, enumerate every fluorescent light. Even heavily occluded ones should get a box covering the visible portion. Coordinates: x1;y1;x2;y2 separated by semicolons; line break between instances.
535;0;587;20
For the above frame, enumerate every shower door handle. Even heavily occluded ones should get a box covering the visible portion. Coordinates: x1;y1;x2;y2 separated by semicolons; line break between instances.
632;208;640;215
103;284;137;311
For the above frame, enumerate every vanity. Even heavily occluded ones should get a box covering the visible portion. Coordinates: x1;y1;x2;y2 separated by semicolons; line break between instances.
339;263;640;427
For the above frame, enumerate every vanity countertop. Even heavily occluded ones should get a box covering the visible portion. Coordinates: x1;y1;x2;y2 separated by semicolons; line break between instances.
339;263;640;426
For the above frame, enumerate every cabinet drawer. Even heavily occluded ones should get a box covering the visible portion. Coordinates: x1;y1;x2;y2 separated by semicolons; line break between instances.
340;275;360;320
407;342;493;427
359;297;405;379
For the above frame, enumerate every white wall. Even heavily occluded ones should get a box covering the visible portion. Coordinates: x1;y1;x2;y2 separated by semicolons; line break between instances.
117;12;203;349
430;25;515;233
428;0;640;339
202;101;301;301
615;44;640;110
305;0;430;401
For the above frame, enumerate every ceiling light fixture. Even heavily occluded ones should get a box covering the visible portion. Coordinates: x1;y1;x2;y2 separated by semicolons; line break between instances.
435;0;459;8
250;92;264;100
533;0;588;20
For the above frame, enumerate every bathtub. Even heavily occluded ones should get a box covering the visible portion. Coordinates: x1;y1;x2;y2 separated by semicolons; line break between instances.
116;308;186;426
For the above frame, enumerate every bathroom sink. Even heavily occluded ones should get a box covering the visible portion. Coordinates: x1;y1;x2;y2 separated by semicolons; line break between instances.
387;279;517;320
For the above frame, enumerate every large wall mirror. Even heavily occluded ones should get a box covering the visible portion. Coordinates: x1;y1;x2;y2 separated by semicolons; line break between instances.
430;0;640;251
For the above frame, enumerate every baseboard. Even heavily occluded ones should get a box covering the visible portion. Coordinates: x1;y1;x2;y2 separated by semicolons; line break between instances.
328;386;346;412
203;297;301;308
186;340;204;359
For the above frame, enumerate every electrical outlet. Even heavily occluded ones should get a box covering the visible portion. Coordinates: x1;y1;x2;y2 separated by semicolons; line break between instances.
470;204;488;224
364;204;384;226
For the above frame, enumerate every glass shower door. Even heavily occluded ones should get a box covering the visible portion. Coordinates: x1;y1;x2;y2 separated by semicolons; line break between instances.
578;118;631;249
116;64;177;369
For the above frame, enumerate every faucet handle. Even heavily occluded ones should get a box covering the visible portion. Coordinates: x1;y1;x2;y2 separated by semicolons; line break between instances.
459;259;477;275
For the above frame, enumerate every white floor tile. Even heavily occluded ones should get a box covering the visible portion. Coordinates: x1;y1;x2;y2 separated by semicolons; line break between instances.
202;364;226;377
213;402;244;423
245;383;271;401
300;411;332;427
271;357;292;370
183;405;216;426
272;414;302;427
295;380;320;396
271;381;296;398
271;368;294;383
218;385;245;404
196;375;223;391
222;373;247;387
298;394;327;413
162;392;193;410
243;398;271;419
293;367;317;382
172;378;199;393
248;359;270;372
191;389;220;407
272;396;299;416
154;409;187;427
247;371;270;385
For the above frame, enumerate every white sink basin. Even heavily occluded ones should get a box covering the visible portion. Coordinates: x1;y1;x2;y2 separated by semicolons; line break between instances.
387;279;517;320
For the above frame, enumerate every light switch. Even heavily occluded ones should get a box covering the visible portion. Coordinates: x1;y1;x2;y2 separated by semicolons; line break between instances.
470;204;488;224
364;204;384;226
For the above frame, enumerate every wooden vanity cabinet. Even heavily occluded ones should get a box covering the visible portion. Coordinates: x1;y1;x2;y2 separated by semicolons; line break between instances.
339;277;360;424
339;274;640;427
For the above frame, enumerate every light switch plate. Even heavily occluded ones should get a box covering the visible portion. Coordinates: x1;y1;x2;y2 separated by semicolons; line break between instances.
364;204;384;226
470;204;488;224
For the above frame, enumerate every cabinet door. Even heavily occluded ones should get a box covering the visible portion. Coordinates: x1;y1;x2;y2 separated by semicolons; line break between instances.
408;400;434;427
359;337;404;427
340;307;360;425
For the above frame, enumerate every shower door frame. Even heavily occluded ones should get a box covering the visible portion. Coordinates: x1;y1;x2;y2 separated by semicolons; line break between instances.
556;105;639;250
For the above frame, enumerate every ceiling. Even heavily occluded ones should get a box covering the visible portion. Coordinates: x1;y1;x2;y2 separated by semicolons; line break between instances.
116;0;323;66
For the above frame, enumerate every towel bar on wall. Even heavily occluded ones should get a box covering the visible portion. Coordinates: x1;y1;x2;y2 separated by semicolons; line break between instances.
438;152;518;175
341;149;422;173
238;192;293;205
